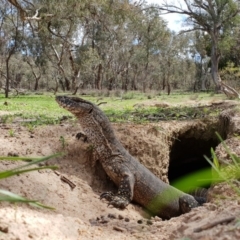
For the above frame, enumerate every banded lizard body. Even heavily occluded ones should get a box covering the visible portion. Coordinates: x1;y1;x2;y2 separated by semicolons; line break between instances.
56;96;202;219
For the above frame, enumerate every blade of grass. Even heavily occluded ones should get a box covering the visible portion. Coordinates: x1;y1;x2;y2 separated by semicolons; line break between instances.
0;190;55;209
0;189;37;203
205;154;240;196
211;147;220;170
216;132;240;169
0;153;61;209
0;166;58;179
4;153;63;172
204;155;225;181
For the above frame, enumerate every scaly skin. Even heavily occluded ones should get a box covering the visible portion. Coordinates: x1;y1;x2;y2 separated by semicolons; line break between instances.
56;96;201;219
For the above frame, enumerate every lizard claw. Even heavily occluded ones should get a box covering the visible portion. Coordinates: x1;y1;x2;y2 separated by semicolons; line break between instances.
100;192;114;201
100;192;129;209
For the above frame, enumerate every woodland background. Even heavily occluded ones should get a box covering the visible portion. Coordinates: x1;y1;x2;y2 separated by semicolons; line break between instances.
1;0;240;97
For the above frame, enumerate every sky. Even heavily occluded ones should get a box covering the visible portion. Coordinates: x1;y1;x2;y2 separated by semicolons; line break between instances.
145;0;185;32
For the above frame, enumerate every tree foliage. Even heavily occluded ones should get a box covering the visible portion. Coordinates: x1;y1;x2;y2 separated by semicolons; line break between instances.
159;0;240;90
0;0;239;97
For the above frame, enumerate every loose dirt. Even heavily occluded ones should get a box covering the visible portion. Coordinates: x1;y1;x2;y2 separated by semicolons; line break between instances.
0;102;240;240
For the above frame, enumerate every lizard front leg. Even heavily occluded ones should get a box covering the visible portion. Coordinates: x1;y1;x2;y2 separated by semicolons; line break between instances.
100;172;135;209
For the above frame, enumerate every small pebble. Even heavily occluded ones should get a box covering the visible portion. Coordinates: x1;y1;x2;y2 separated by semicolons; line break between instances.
89;219;98;226
108;213;117;219
153;216;162;222
147;220;153;225
7;152;19;157
100;218;109;224
118;214;124;220
125;217;130;222
137;219;143;224
0;225;8;233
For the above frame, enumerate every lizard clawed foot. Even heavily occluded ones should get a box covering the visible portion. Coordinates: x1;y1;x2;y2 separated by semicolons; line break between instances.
76;132;88;142
100;192;114;202
100;192;129;209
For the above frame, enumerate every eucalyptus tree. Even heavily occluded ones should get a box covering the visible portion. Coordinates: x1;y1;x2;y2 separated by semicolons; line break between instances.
190;30;211;91
0;1;26;97
127;6;170;92
5;0;108;92
6;0;140;91
159;0;240;91
4;0;199;93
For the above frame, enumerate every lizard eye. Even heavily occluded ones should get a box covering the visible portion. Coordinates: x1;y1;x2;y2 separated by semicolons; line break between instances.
89;108;93;114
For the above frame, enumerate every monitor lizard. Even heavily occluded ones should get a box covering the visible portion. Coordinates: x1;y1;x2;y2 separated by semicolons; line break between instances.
56;96;203;219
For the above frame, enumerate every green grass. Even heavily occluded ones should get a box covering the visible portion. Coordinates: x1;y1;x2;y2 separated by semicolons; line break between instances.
0;92;228;126
0;94;72;125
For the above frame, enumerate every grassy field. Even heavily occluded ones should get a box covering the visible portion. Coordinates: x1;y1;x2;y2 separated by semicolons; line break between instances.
0;91;228;126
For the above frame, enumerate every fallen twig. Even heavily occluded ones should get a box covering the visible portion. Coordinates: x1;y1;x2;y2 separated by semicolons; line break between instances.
194;216;235;233
113;226;125;232
97;102;107;106
54;170;61;176
54;170;76;189
60;175;76;189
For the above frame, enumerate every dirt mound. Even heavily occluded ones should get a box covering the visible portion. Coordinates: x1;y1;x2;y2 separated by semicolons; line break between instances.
0;103;240;239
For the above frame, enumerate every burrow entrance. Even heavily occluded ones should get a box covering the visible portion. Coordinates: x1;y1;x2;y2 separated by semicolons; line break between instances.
168;125;221;190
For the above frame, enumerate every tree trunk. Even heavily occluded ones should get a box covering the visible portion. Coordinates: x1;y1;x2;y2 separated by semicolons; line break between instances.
34;76;41;91
5;50;14;98
122;66;129;91
5;58;10;98
54;76;59;95
162;75;166;90
210;42;221;91
131;74;137;90
71;69;80;91
72;71;81;95
108;77;114;90
95;64;102;90
201;75;207;91
167;82;171;95
64;77;71;91
59;78;65;91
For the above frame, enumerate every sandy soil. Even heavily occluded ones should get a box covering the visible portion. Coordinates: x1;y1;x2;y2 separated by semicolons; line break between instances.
0;110;240;239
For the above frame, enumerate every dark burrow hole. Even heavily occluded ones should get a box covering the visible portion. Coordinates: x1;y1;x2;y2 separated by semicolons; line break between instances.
168;135;220;191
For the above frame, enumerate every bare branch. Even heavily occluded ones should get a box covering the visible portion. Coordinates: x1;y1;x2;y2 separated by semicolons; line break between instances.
24;8;40;20
7;0;26;20
7;0;54;21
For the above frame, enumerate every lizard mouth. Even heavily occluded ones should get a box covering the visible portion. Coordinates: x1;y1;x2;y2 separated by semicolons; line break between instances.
56;96;94;114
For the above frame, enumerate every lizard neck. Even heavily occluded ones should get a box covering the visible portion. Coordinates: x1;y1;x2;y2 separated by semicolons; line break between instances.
79;115;118;161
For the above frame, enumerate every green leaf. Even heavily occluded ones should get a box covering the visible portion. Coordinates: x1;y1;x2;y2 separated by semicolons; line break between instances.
0;189;55;209
211;147;220;170
216;132;240;169
0;166;58;179
0;189;37;203
0;153;63;172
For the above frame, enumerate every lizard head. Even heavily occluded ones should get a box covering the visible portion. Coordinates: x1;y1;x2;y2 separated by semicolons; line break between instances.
56;96;94;117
